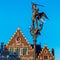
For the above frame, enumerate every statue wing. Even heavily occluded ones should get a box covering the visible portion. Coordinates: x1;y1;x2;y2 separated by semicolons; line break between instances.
42;12;49;19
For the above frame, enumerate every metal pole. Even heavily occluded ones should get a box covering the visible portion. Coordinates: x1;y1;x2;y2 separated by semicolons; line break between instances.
34;39;36;60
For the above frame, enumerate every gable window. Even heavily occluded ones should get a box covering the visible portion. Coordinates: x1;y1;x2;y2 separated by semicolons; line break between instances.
10;48;14;52
23;48;27;56
44;56;48;60
16;48;20;53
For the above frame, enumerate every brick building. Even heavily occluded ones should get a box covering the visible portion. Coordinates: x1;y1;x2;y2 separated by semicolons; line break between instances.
6;28;55;60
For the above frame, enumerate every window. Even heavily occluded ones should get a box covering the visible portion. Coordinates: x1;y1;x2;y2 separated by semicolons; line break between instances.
20;48;23;55
10;48;14;52
23;48;27;56
44;56;48;60
16;48;20;53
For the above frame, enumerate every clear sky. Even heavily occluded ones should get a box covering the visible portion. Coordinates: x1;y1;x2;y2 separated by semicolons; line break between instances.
0;0;60;60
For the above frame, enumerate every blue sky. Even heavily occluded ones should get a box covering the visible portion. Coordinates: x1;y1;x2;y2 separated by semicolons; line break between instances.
0;0;60;60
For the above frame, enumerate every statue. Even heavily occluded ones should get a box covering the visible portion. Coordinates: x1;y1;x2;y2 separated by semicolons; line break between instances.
30;2;48;60
30;2;48;40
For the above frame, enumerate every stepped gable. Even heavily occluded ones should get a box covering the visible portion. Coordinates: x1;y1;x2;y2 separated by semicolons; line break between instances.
6;28;33;50
6;28;34;60
36;46;54;60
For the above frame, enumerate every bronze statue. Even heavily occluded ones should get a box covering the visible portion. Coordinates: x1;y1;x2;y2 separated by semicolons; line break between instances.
30;2;48;39
30;2;48;60
32;2;48;27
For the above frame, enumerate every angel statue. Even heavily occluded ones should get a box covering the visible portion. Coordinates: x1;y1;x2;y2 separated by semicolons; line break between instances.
30;2;48;60
30;2;48;39
32;2;48;27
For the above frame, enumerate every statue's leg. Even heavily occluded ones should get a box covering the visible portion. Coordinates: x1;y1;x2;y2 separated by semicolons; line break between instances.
36;19;38;28
32;17;36;28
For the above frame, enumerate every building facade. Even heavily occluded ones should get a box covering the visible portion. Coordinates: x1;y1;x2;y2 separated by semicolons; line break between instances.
6;28;55;60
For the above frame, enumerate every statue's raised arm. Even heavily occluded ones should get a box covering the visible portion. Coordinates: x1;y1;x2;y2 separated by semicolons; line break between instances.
32;2;39;27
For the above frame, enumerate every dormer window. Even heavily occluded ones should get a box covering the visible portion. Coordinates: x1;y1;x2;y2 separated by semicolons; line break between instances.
44;56;48;60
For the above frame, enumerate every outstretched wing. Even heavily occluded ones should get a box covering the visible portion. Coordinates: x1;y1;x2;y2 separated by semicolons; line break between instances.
37;12;48;20
42;12;48;19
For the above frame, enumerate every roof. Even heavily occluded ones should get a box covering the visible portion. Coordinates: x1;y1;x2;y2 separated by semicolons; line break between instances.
37;46;54;60
31;44;42;56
